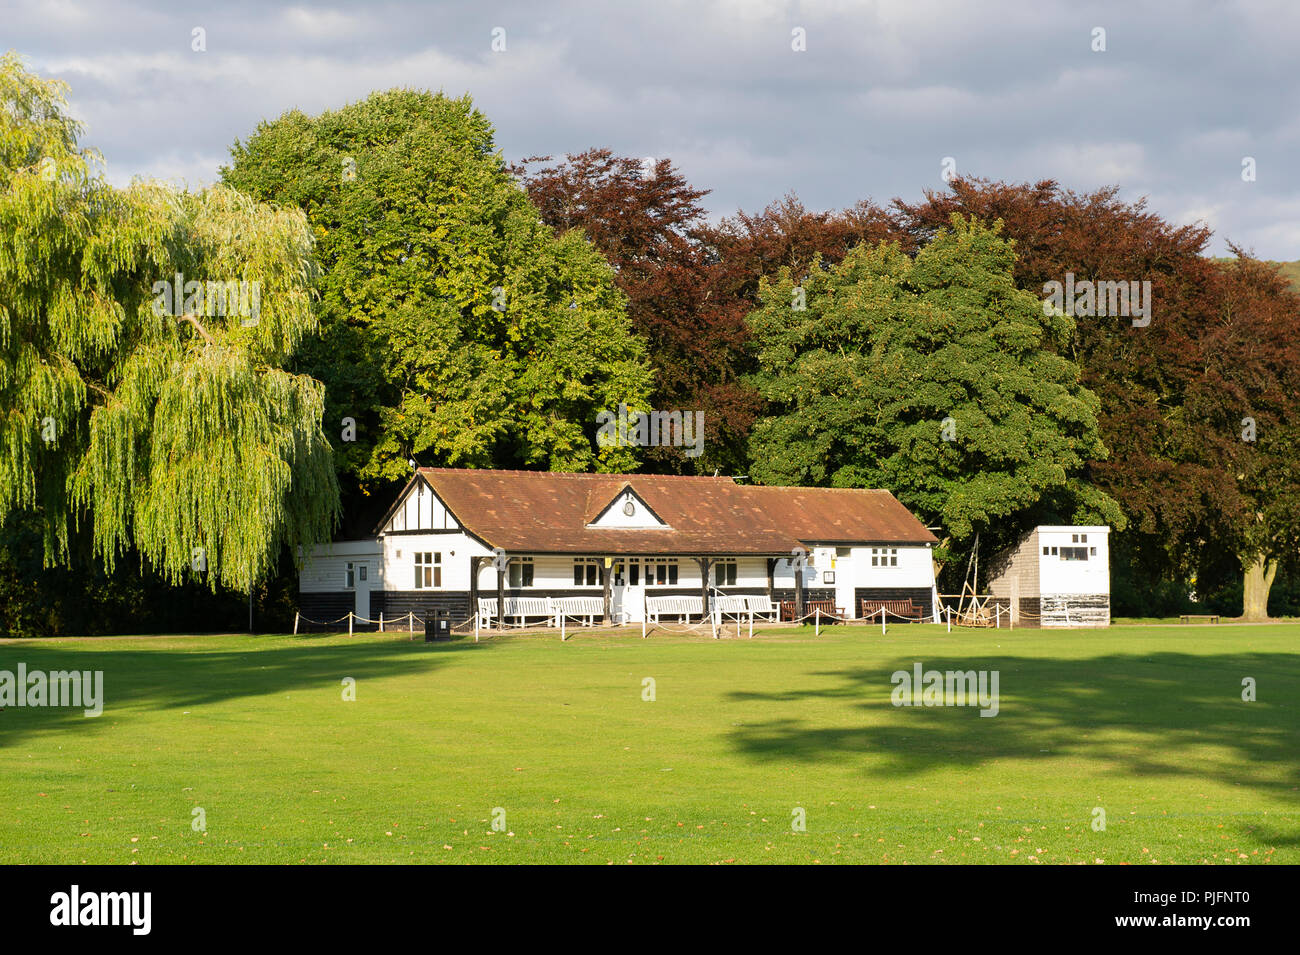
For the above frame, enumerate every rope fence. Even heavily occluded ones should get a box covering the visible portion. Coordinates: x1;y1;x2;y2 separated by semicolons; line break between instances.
294;595;1080;642
292;610;478;638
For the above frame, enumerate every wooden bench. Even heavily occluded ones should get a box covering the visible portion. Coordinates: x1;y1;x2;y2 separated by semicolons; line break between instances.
780;599;844;622
1179;613;1220;624
861;598;925;622
646;596;704;623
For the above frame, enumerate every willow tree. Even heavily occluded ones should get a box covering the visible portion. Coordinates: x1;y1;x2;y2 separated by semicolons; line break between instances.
0;53;337;592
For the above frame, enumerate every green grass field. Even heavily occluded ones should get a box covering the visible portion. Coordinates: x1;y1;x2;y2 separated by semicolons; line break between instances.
2;623;1296;864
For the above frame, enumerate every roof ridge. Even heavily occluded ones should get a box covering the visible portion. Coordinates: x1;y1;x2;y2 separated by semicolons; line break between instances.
419;467;735;481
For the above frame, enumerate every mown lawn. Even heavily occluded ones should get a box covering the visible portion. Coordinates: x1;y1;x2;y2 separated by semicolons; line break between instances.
1;623;1297;864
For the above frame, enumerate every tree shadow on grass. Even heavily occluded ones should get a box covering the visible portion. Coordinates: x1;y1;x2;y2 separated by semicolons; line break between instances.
0;635;477;749
726;652;1300;802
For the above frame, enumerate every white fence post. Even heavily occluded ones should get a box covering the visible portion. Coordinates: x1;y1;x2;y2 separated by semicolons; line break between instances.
749;610;754;639
815;607;820;638
293;611;299;636
348;612;353;637
946;605;952;633
379;612;384;633
881;607;886;636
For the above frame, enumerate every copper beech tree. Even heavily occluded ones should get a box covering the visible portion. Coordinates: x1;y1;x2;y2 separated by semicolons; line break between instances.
518;150;905;472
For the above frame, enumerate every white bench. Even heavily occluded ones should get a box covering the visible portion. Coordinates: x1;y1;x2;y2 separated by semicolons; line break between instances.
710;595;750;617
506;596;553;626
478;596;554;627
478;595;610;628
552;596;606;626
743;595;779;621
709;595;779;622
646;595;704;623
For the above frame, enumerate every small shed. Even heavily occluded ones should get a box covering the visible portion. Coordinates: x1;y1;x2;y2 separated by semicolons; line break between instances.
985;526;1110;628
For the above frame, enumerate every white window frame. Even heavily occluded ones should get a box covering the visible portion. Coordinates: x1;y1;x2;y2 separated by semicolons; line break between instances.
870;547;898;568
414;552;441;589
647;558;678;586
508;557;534;588
573;558;600;587
714;559;737;587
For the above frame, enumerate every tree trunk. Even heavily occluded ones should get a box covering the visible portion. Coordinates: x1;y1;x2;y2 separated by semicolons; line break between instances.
1240;554;1278;622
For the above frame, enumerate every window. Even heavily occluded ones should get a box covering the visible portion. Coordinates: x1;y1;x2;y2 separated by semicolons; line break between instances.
573;558;600;586
647;558;678;585
1060;547;1089;561
508;557;534;588
1050;547;1058;556
871;548;898;567
1042;546;1050;556
629;560;639;585
714;559;737;587
836;547;851;558
358;565;367;582
1090;547;1097;556
1072;534;1079;543
1080;534;1088;543
345;562;355;589
414;552;441;589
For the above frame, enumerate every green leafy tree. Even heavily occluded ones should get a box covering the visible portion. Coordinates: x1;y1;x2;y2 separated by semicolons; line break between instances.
0;53;337;593
221;90;652;493
747;215;1122;567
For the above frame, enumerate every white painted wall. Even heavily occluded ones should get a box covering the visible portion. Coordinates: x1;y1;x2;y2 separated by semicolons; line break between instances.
1036;526;1110;595
587;491;669;528
780;545;935;592
383;532;492;591
298;539;383;593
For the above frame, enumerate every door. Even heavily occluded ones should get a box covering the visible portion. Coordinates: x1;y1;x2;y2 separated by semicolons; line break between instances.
617;558;647;623
351;562;371;621
832;549;856;618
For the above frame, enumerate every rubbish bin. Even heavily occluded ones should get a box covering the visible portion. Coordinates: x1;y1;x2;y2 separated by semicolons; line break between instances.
424;609;450;642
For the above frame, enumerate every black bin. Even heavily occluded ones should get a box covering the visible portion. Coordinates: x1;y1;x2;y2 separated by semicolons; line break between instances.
424;609;450;642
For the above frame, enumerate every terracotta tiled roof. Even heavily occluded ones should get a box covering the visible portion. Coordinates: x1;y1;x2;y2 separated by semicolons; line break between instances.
404;468;937;555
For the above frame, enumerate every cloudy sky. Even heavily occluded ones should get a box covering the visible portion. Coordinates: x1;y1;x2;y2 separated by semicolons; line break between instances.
7;0;1299;258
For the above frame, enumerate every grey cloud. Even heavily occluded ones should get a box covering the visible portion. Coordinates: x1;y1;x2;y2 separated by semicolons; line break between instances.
6;0;1297;256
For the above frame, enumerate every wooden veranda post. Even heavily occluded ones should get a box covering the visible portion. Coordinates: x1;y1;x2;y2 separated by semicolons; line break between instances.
496;562;506;632
601;559;612;624
696;557;713;624
794;553;805;622
469;555;481;626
